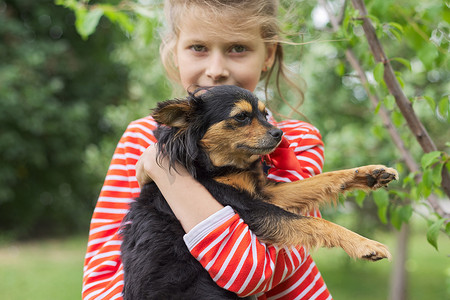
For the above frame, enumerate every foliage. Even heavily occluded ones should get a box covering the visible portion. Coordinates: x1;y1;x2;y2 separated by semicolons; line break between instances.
337;0;450;249
0;0;130;238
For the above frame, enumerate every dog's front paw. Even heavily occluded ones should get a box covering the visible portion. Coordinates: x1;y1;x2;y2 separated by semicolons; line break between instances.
344;238;392;261
355;165;398;189
359;240;391;261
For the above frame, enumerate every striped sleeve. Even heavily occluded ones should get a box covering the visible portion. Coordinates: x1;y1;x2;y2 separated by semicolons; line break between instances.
185;120;331;299
82;116;158;300
184;207;309;297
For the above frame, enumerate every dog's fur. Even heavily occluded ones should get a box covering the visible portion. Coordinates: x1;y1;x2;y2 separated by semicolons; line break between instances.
120;85;398;299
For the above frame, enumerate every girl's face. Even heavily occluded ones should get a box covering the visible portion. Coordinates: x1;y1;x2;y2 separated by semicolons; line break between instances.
174;16;277;92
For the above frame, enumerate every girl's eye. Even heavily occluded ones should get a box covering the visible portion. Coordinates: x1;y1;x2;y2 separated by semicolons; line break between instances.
234;113;249;122
190;45;207;52
230;45;247;53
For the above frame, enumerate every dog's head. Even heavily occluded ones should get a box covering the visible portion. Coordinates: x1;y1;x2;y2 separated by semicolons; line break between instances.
153;85;283;175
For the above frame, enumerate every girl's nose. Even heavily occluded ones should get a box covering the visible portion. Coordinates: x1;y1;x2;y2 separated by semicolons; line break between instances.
205;52;229;81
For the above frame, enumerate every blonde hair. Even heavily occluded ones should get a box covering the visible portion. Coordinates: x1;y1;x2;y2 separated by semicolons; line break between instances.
160;0;304;110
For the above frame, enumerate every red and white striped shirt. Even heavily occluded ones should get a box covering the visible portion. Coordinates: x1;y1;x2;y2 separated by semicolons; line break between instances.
82;115;332;300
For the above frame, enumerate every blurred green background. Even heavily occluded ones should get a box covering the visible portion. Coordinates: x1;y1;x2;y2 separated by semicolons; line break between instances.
0;0;448;299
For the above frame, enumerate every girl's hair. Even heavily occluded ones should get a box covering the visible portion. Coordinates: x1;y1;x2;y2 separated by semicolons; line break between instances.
160;0;305;112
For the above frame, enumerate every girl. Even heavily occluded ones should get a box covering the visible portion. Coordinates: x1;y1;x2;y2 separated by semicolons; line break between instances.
82;0;332;299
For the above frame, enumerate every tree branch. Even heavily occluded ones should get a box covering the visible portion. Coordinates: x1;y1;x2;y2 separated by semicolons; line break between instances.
318;0;449;218
350;0;450;199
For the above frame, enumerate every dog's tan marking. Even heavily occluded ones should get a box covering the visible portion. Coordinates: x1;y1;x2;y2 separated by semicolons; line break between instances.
257;100;266;114
230;100;253;117
214;172;259;196
201;122;262;168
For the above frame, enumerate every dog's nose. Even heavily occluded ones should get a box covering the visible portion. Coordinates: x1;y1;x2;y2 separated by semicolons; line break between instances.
268;128;283;140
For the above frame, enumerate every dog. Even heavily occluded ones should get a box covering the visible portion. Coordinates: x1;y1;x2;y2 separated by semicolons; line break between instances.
120;85;398;299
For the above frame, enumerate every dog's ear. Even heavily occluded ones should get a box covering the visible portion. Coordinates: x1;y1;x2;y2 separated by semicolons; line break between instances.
152;99;192;128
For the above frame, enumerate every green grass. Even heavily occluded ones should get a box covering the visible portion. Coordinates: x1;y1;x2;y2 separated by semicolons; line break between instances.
0;236;87;300
0;219;448;300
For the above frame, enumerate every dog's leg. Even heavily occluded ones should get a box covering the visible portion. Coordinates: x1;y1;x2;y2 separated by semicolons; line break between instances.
251;213;391;261
264;165;398;214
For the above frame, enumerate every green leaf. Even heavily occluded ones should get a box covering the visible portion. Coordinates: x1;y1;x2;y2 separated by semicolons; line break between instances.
396;74;405;88
423;96;436;111
391;57;411;70
391;205;412;230
388;22;404;33
383;95;395;110
335;63;345;77
378;205;388;224
399;205;413;224
389;28;402;41
367;14;380;27
426;218;446;250
371;124;385;140
421;169;433;198
76;7;104;40
402;172;416;188
102;7;135;34
392;109;404;127
373;62;384;84
391;204;413;230
342;14;351;37
410;185;420;202
390;190;410;200
391;206;402;230
431;162;444;186
421;151;442;169
55;0;80;10
373;189;389;224
443;5;450;23
374;101;382;114
354;190;366;207
385;22;404;41
437;97;449;120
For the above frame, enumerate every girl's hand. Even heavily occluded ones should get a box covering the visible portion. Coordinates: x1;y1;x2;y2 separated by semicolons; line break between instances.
136;144;192;187
136;144;160;188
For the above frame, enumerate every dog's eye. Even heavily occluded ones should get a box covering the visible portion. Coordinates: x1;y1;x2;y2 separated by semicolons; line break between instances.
234;113;249;123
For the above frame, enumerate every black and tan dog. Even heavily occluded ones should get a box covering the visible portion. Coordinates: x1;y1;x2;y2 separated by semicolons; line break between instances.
121;85;398;299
